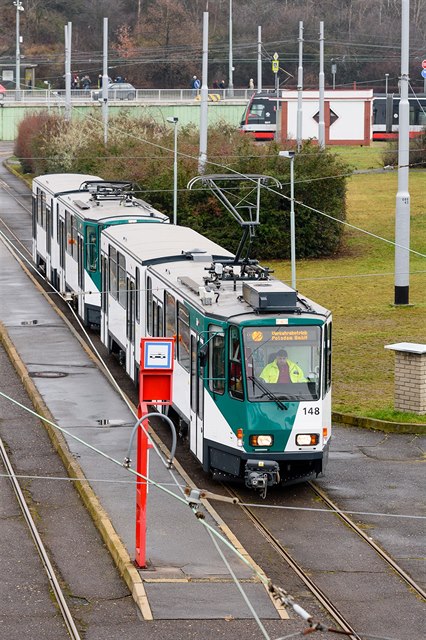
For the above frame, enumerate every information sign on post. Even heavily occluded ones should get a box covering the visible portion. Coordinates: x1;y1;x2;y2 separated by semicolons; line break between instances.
135;336;175;568
140;337;175;405
422;60;426;69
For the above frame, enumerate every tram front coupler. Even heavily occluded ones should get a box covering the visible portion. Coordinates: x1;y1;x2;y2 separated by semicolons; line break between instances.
245;460;280;499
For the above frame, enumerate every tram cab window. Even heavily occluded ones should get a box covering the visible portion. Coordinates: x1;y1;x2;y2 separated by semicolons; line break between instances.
208;326;225;395
242;326;322;402
228;326;244;400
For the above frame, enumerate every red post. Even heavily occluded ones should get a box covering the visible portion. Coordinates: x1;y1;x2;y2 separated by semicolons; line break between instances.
135;401;151;568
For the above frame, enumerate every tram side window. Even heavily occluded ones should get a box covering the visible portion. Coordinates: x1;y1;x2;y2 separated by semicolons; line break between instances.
209;327;225;395
32;194;37;239
86;225;97;272
57;208;60;242
117;252;126;306
65;210;77;257
177;302;190;372
39;191;46;228
228;326;244;399
135;268;140;322
71;216;78;259
65;210;71;253
165;292;176;337
109;246;117;299
146;276;153;334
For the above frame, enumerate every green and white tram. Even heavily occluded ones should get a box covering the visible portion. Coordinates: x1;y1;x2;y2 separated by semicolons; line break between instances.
101;223;332;496
32;174;169;328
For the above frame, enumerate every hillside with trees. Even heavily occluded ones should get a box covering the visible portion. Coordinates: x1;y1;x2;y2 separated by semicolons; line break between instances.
1;0;425;92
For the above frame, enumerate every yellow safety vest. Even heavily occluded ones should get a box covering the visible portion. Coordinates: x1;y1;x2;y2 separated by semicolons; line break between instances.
260;359;307;383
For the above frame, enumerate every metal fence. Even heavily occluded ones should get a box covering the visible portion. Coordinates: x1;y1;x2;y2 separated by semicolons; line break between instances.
0;88;258;104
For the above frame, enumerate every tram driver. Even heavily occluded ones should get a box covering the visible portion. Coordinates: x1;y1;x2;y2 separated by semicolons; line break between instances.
259;349;306;384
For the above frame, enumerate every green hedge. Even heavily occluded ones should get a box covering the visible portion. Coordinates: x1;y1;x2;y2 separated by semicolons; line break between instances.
15;111;350;259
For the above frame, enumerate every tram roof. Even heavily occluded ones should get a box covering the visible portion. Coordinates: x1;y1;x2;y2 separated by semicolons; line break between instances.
32;173;101;196
57;186;168;223
102;223;234;263
148;258;330;321
103;223;329;319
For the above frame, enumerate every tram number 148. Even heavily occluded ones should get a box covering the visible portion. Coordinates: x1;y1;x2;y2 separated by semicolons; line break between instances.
303;407;320;415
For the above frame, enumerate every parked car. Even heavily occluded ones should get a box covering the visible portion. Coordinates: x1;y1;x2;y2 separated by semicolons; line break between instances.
92;82;136;101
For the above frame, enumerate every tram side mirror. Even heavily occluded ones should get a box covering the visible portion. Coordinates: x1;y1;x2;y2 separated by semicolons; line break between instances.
199;344;208;368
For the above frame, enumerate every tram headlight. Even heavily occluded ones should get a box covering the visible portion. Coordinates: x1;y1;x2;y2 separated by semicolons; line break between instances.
250;435;273;447
296;434;319;446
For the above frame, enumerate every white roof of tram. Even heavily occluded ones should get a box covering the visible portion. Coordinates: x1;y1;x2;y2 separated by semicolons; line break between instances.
32;173;101;196
102;223;234;262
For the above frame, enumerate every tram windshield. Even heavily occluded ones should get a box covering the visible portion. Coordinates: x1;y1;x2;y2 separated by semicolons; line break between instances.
242;325;321;402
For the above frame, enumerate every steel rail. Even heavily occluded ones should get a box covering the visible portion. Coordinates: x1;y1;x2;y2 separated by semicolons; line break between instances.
0;437;82;640
309;480;426;600
227;486;361;639
0;176;33;215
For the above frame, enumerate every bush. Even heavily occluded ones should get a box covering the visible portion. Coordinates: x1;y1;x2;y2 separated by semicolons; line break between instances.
17;112;350;259
14;112;61;174
382;127;426;168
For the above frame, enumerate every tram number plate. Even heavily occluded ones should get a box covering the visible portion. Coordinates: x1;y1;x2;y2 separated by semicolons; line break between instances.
303;407;320;415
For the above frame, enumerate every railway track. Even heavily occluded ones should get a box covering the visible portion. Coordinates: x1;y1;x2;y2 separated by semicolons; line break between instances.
0;437;82;640
223;478;425;640
226;485;361;639
308;481;426;601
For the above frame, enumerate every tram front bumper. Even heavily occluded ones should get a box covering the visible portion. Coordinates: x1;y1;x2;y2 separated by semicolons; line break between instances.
244;459;280;491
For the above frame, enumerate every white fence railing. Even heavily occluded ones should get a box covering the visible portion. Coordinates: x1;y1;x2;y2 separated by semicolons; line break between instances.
0;88;259;104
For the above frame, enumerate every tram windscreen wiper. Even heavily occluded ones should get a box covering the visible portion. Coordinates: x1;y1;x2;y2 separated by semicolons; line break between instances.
248;376;287;410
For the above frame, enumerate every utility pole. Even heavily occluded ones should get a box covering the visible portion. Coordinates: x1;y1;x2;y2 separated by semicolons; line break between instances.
14;0;24;100
64;22;72;120
198;11;209;174
318;21;325;149
296;21;304;152
102;17;109;145
394;0;410;305
228;0;234;96
257;26;262;93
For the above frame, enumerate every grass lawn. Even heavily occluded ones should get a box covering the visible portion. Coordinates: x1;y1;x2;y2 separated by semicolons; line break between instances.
271;145;426;423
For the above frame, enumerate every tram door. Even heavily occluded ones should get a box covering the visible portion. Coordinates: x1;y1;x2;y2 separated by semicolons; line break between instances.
126;277;136;379
45;203;52;279
190;332;204;463
77;234;84;319
58;218;66;293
